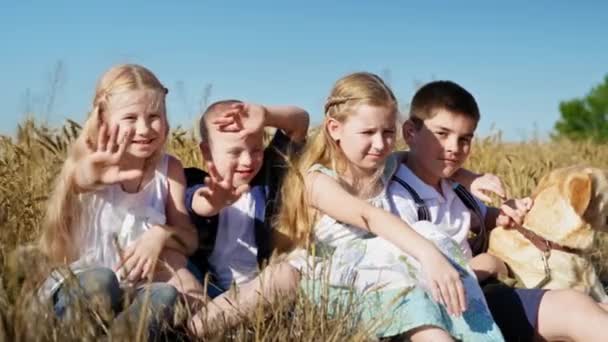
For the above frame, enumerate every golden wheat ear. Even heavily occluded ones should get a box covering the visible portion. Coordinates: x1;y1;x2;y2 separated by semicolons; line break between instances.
563;170;592;217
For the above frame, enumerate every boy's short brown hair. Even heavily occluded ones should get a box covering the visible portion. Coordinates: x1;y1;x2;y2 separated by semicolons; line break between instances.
409;81;480;129
198;99;243;141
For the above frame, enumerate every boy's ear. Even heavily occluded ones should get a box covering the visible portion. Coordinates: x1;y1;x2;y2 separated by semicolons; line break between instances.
199;142;212;161
326;117;342;142
402;119;417;145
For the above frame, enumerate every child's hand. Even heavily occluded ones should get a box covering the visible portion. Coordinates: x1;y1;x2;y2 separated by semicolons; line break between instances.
75;124;142;191
210;102;267;136
196;161;250;215
114;225;168;282
469;173;507;203
420;249;467;316
496;197;533;228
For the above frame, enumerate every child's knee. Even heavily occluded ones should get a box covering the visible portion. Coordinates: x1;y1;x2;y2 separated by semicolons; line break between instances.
548;289;595;308
82;267;119;288
407;325;454;342
539;289;602;328
273;262;300;292
79;267;121;305
145;283;179;309
55;267;122;318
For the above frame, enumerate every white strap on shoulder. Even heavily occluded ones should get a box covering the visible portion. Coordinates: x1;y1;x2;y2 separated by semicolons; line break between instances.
158;154;170;177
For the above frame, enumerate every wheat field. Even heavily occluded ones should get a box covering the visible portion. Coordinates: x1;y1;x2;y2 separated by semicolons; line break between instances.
1;118;608;341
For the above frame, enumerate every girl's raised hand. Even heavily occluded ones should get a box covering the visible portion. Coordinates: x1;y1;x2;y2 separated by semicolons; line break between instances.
197;161;249;214
420;249;467;317
211;103;245;132
75;124;142;191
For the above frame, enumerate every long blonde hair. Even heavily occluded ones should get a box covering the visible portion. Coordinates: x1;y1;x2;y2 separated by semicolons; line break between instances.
39;64;169;263
274;72;397;253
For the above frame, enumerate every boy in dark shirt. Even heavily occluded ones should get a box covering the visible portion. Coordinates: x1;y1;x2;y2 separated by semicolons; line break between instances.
185;100;309;335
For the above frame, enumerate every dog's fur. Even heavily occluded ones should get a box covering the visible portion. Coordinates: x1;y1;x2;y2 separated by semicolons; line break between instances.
488;165;608;302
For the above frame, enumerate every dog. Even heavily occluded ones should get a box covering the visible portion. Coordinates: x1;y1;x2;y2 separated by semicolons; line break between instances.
488;165;608;302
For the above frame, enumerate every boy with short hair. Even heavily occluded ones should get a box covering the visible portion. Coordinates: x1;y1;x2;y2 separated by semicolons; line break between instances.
390;80;608;342
185;100;308;335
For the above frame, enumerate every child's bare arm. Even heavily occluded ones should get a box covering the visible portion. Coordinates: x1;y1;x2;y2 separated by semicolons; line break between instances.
398;151;505;202
211;103;309;143
163;155;200;254
307;172;442;259
264;105;310;142
451;169;507;202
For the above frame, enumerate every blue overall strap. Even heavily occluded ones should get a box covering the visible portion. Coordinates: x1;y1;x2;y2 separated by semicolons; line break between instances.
453;184;488;255
252;186;271;266
391;175;432;221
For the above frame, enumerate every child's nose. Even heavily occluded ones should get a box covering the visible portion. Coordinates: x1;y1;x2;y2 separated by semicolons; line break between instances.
240;152;253;166
445;136;460;152
372;134;386;150
135;117;150;135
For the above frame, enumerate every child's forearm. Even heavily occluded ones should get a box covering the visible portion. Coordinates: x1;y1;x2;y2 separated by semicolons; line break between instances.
363;206;442;261
150;224;198;255
264;105;310;142
191;188;221;217
308;172;439;261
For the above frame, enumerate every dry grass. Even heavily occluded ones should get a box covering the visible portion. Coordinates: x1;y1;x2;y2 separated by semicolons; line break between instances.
1;118;608;341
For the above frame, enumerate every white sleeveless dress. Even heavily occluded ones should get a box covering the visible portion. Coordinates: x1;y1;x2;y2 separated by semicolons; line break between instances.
40;154;171;298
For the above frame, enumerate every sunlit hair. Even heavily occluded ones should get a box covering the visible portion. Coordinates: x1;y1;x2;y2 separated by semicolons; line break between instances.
409;80;479;130
39;64;169;263
274;72;397;253
198;99;243;142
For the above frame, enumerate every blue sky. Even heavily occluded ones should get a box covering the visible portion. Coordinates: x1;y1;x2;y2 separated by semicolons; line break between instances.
1;1;606;140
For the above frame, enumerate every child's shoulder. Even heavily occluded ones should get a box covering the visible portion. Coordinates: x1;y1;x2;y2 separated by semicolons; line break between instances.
163;153;184;170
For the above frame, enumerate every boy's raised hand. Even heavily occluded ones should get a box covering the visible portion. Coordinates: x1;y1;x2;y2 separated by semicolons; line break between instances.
210;103;245;132
496;197;533;228
75;123;142;191
469;173;507;203
210;102;267;136
196;161;250;215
